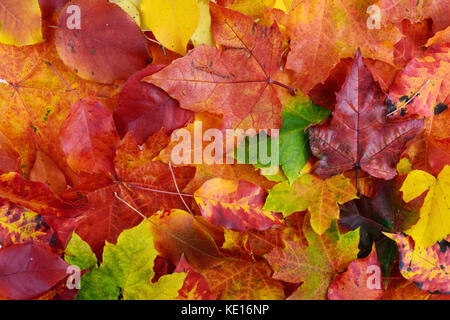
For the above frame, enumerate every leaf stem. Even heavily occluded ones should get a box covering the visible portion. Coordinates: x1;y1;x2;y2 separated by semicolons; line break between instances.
268;79;296;96
45;61;80;100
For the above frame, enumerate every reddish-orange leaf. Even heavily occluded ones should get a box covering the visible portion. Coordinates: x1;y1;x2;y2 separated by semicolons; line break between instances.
145;4;286;131
387;43;449;117
55;0;150;83
286;0;401;93
394;19;434;68
195;178;283;232
60;98;120;177
30;149;67;194
0;243;69;299
403;108;450;175
327;246;383;300
113;64;194;145
0;132;20;175
309;50;423;180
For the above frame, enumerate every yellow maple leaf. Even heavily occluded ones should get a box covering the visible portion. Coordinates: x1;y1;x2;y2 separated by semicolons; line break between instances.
401;165;450;249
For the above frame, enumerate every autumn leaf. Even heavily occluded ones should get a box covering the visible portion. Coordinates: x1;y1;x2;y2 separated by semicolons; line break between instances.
56;0;150;83
327;246;383;300
60;98;120;177
400;166;450;249
402;108;450;175
0;0;43;46
264;174;357;235
0;243;69;299
266;217;360;299
385;233;449;294
110;0;141;26
338;180;399;276
379;0;450;32
144;4;288;131
30;149;67;194
0;202;56;249
71;220;187;300
285;0;402;93
140;0;200;55
194;178;283;232
309;49;423;180
174;254;215;300
387;43;449;117
191;0;215;47
74;133;195;257
113;64;194;145
202;259;285;299
150;209;225;272
0;39;119;183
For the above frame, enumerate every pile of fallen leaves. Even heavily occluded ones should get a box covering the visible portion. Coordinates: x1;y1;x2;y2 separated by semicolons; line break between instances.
0;0;448;300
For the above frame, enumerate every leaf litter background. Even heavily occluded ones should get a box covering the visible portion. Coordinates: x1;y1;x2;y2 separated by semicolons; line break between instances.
0;0;448;300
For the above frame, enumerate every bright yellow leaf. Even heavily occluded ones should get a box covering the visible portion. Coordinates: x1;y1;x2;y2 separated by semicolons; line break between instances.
191;0;215;47
400;169;436;202
140;0;200;55
274;0;292;13
401;165;450;249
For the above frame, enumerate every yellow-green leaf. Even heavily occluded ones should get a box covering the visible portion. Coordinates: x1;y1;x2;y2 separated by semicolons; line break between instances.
74;220;187;300
264;174;357;234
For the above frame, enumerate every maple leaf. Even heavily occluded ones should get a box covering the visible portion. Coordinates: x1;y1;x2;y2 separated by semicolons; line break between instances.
194;178;283;232
144;3;289;131
69;220;187;300
309;50;423;180
387;43;449;117
385;233;449;294
0;243;69;299
400;166;450;249
74;133;195;257
338;180;399;276
327;246;383;300
0;40;119;183
285;0;402;93
113;64;194;145
0;0;43;46
55;0;150;83
264;174;357;235
278;94;330;183
266;217;360;299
